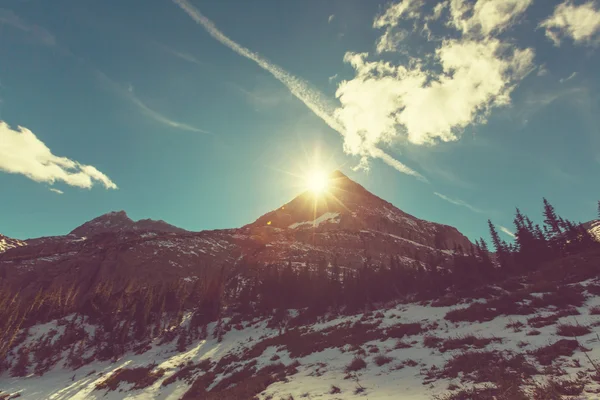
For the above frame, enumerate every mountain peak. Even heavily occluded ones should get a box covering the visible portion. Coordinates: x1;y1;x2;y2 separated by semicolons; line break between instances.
245;171;472;252
70;211;187;237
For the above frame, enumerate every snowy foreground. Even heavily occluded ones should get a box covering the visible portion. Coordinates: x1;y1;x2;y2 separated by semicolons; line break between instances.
4;281;600;399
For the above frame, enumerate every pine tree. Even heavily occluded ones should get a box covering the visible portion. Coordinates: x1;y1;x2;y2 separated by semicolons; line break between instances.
476;238;494;279
488;220;504;253
176;327;188;352
488;220;509;270
543;198;562;237
11;346;30;377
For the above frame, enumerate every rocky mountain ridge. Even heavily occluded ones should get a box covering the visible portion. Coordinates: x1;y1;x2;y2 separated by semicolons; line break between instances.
2;173;598;303
0;173;474;297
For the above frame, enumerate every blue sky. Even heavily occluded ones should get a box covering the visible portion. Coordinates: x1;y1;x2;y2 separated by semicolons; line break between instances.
1;0;599;242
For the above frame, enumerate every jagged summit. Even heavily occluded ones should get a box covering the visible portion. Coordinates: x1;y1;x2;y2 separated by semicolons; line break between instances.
70;210;187;237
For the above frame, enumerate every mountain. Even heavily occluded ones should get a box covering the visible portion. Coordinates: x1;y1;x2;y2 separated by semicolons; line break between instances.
243;170;472;267
3;172;600;400
69;210;188;237
0;171;471;308
0;234;25;253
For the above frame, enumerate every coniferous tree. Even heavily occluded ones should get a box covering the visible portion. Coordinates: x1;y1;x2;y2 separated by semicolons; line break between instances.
543;198;563;237
513;209;546;270
476;238;494;280
176;327;188;352
488;220;509;270
11;346;30;377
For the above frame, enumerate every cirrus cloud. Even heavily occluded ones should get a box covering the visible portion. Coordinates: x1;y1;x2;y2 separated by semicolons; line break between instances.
434;191;483;213
0;121;117;190
0;8;56;46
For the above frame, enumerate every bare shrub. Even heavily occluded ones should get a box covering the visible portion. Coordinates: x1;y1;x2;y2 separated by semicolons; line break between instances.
423;335;443;348
162;359;211;386
373;355;393;366
439;350;537;385
590;306;600;315
96;366;165;391
527;307;580;328
394;340;411;349
530;339;579;365
556;323;591;337
439;336;501;352
530;285;586;309
345;357;367;372
385;323;423;338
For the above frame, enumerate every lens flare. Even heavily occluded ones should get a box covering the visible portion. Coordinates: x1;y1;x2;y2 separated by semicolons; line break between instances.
306;170;329;194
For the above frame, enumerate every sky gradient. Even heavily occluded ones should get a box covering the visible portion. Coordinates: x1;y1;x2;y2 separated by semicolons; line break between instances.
1;0;599;242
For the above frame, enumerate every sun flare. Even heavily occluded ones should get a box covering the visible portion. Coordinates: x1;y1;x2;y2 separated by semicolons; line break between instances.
306;170;329;195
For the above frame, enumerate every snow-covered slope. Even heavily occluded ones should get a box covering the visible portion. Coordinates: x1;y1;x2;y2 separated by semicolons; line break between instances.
0;234;25;253
586;220;600;241
3;277;600;399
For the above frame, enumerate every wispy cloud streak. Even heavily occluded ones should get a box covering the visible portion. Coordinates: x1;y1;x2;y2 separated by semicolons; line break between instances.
499;225;516;238
0;8;56;46
434;192;482;213
155;42;206;67
93;70;212;135
173;0;425;181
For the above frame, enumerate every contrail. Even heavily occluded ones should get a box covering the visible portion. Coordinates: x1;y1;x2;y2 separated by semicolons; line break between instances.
173;0;425;180
173;0;342;133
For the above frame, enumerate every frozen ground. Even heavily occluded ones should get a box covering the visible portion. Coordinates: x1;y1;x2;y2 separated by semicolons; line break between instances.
3;279;600;399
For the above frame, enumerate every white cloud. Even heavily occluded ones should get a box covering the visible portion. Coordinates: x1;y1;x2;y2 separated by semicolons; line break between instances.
374;0;425;28
428;1;449;21
49;188;64;194
537;64;549;76
434;191;482;213
336;0;535;150
448;0;533;37
337;39;534;146
375;29;408;53
174;0;425;180
373;0;424;53
499;225;516;238
540;0;600;46
328;14;335;23
0;121;117;190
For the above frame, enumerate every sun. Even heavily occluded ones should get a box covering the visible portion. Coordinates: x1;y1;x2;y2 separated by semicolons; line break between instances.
306;170;329;195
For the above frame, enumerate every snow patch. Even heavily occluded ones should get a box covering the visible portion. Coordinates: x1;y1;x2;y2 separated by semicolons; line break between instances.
289;212;341;229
